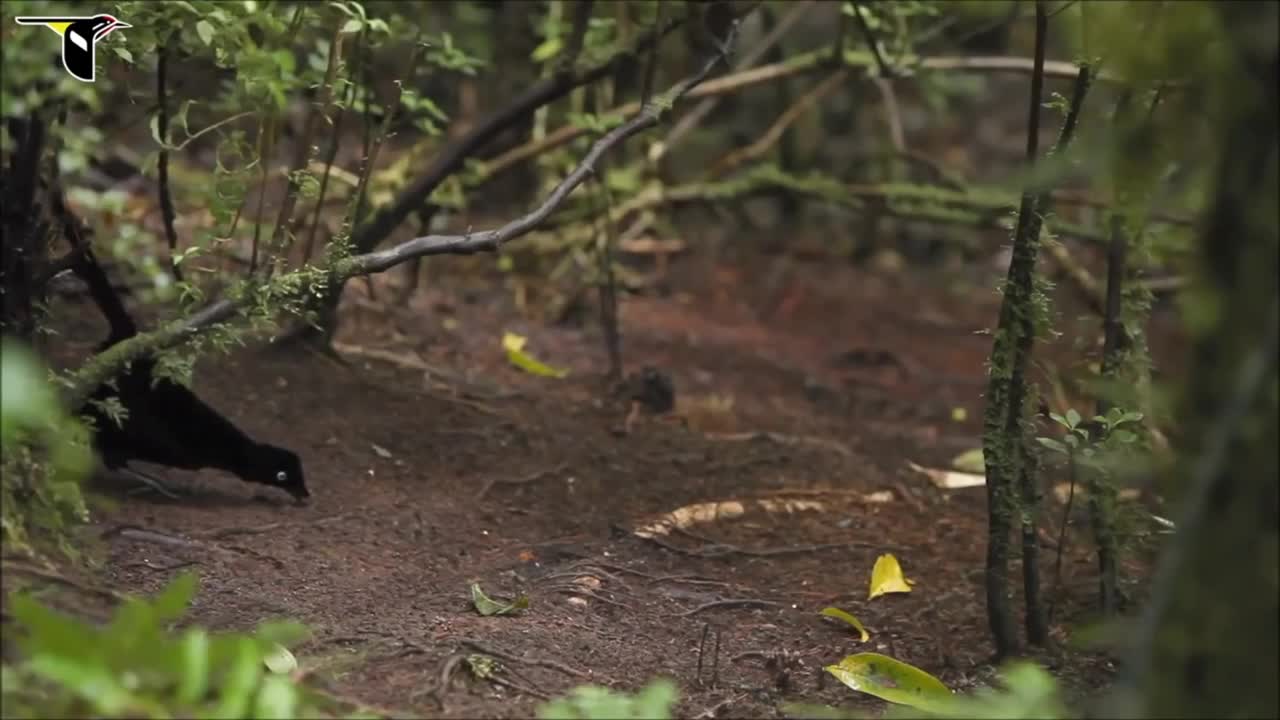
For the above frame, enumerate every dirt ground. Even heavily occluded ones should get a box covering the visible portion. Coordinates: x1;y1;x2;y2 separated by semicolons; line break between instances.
27;243;1172;718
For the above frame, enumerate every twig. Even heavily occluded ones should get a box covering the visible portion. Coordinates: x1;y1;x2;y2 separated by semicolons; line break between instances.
677;599;782;618
1048;447;1080;625
654;0;812;162
635;530;885;559
475;462;569;500
589;159;623;381
264;19;346;278
194;511;356;540
850;1;894;78
650;575;734;588
488;673;550;701
155;38;182;282
458;639;591;679
347;9;699;259
547;585;632;609
707;69;849;179
1;561;124;602
703;430;854;457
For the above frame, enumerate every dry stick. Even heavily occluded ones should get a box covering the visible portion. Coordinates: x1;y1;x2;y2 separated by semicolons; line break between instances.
1047;447;1080;626
155;39;182;282
654;0;814;163
474;462;569;500
490;49;1101;182
1;561;124;602
707;68;849;179
265;20;346;279
302;30;361;266
194;511;357;540
586;158;623;381
677;599;782;618
65;22;740;407
345;11;696;261
458;638;591;680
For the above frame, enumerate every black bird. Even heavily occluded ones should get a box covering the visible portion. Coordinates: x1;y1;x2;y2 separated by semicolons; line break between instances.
71;247;309;502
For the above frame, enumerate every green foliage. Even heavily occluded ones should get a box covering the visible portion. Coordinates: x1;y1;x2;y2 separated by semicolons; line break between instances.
537;679;678;720
886;662;1068;719
1037;406;1145;466
1;339;92;556
0;573;341;719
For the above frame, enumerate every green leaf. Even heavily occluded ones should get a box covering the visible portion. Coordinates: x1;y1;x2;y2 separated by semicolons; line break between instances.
531;37;563;63
254;620;310;647
254;674;298;719
1036;437;1068;454
262;643;297;674
27;655;133;715
825;652;953;713
196;20;215;46
112;46;134;63
1113;429;1138;444
341;18;363;34
176;630;211;705
821;607;870;642
1065;409;1082;428
950;448;985;474
212;638;262;719
152;572;198;622
470;583;529;616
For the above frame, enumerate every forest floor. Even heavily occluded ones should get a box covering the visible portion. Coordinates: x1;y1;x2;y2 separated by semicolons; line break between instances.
28;242;1176;718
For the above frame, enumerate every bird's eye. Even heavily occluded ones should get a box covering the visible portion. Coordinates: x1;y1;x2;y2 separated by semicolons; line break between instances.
276;471;288;482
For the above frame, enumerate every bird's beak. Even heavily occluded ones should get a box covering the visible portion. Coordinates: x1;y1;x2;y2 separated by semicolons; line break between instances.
113;21;132;29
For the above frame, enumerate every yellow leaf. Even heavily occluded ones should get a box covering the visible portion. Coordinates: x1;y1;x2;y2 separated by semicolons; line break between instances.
950;448;985;474
868;554;912;600
951;407;968;422
820;607;870;642
824;652;952;712
502;332;568;379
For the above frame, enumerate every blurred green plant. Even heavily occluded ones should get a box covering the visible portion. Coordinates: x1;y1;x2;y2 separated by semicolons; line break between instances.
537;678;678;720
1;338;92;556
0;572;352;719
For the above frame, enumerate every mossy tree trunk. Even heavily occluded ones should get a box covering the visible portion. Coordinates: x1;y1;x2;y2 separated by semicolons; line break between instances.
982;0;1091;657
1117;4;1279;716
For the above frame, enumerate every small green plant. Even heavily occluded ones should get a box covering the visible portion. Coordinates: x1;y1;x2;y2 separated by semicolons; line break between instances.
537;678;678;720
1037;406;1145;461
0;573;337;719
1;338;93;555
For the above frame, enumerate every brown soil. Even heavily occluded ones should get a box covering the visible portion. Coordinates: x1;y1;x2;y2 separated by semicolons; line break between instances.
27;247;1170;718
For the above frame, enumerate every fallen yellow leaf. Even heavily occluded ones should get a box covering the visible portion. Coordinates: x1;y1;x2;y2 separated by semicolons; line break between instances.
502;332;568;378
869;553;912;600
